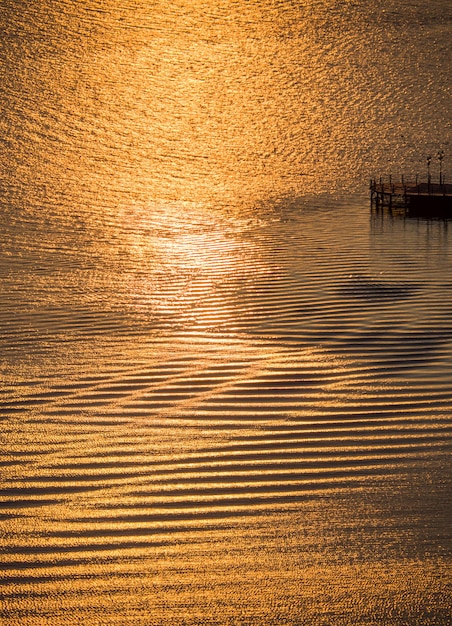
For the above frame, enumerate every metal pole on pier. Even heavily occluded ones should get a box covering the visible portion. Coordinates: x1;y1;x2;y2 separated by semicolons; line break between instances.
438;150;444;186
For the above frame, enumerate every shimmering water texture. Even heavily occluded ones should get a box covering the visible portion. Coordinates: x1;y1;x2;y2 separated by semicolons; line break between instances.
1;1;451;625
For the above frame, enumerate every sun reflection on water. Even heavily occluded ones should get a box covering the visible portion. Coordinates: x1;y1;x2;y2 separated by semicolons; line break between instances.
109;199;269;332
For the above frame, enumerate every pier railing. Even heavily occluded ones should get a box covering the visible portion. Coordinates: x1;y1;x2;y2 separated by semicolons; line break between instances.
371;178;451;195
370;177;452;211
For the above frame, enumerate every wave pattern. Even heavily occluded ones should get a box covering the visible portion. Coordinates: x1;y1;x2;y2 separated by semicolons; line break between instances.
1;202;452;624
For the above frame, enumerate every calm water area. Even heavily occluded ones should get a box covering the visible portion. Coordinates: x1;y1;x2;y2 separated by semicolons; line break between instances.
1;1;451;624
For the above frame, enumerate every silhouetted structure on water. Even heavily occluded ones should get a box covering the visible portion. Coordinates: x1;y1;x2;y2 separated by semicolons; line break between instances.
370;178;452;218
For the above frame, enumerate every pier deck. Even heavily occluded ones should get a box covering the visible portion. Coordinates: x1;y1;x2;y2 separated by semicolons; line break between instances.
370;179;452;217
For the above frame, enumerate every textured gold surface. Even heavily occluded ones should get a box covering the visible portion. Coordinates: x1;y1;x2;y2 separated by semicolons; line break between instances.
1;1;451;624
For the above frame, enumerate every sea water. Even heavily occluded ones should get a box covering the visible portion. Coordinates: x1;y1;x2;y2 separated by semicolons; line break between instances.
0;1;451;624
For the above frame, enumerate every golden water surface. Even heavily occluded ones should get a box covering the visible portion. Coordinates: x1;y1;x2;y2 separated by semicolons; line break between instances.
1;0;451;624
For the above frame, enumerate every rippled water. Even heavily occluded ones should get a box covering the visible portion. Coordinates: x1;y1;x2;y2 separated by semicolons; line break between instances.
1;1;451;624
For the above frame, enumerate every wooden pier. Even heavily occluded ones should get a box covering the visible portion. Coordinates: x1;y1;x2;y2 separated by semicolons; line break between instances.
370;178;452;217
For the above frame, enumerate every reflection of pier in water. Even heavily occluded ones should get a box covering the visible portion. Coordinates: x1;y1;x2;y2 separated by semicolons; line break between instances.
370;198;449;271
370;179;452;218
